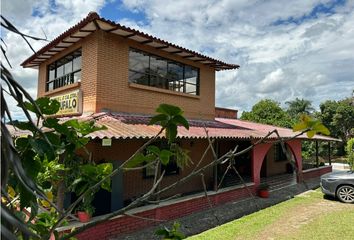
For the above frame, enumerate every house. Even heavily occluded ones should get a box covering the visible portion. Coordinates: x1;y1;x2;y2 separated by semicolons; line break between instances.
21;12;337;239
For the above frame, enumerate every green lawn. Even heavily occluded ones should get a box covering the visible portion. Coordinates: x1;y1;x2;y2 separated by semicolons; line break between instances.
188;189;354;240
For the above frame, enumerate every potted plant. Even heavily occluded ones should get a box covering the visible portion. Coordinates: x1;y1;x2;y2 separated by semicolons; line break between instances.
258;183;269;198
70;162;112;222
76;196;95;223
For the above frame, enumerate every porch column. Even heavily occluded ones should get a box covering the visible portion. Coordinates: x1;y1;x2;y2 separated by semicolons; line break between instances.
315;140;319;168
213;140;219;191
286;139;303;182
252;143;272;186
111;161;124;211
328;142;331;165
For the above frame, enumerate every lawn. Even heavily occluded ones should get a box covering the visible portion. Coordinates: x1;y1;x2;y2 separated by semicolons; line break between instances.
188;189;354;240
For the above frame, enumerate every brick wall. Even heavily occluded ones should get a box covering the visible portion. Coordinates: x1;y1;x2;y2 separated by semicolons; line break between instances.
302;165;332;180
86;139;214;202
37;30;216;120
74;185;254;240
215;107;238;119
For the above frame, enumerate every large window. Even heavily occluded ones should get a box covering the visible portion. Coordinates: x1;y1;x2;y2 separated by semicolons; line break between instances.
46;49;82;91
129;48;199;95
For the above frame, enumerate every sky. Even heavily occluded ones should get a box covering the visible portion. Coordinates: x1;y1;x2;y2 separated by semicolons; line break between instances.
2;0;354;119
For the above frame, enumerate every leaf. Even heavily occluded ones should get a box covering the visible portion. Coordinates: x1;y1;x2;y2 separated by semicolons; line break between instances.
312;123;330;135
149;114;168;126
306;130;316;138
12;120;37;132
35;97;60;115
172;115;189;130
160;149;174;165
292;122;307;132
125;153;147;168
156;104;182;116
146;145;160;155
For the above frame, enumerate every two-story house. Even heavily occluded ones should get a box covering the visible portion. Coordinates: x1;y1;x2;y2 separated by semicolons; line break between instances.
21;12;336;239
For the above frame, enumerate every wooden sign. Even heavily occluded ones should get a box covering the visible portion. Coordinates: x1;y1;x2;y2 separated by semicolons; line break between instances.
50;90;82;116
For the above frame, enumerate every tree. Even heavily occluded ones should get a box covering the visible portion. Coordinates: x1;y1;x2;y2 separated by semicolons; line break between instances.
241;99;292;128
285;98;314;118
317;98;354;148
346;138;354;171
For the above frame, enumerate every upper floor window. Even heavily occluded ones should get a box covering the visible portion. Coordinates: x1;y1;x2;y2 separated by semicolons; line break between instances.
46;49;82;91
129;48;199;95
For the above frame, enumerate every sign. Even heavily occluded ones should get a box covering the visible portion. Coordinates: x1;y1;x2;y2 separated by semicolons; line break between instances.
50;90;82;116
102;138;112;146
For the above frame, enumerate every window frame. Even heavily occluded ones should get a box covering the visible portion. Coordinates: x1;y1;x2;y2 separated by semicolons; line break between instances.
129;48;200;96
46;49;82;92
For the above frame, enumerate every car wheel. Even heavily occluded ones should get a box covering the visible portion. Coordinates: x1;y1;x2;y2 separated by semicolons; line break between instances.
336;185;354;203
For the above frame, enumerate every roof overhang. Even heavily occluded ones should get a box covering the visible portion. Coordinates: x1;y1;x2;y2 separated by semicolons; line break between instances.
21;12;240;71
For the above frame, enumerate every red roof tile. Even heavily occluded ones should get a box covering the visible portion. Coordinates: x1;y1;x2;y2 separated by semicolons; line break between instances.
77;112;338;141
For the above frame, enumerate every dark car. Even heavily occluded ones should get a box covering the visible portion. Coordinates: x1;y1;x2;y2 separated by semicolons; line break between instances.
320;171;354;203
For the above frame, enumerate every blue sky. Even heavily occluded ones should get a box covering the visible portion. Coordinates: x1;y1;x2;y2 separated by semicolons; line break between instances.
2;0;354;119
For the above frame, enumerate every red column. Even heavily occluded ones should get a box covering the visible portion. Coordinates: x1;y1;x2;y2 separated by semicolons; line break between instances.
252;143;272;186
285;139;303;182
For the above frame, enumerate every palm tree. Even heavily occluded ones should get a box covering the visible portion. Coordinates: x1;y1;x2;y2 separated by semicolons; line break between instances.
286;98;314;118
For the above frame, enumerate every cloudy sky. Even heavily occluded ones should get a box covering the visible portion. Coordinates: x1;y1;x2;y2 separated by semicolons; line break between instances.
2;0;354;119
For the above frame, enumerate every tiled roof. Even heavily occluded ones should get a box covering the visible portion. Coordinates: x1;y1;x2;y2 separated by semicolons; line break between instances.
8;112;338;141
21;12;239;71
74;112;338;141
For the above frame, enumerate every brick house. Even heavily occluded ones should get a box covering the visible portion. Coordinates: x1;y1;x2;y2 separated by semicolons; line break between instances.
21;12;336;239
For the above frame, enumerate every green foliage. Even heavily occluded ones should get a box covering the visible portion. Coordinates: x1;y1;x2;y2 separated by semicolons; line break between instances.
345;138;354;171
241;99;292;128
4;96;108;237
286;98;314;118
293;114;330;138
155;222;185;240
318;98;354;143
149;104;189;143
70;162;113;215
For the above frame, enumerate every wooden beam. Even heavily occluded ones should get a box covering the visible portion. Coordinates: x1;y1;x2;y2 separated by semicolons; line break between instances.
61;40;76;44
155;45;169;49
169;50;183;54
182;55;194;59
124;33;136;38
70;35;85;39
140;39;153;44
79;29;95;33
93;20;101;30
107;26;120;32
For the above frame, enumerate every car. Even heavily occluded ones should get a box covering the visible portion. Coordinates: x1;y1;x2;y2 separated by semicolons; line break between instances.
320;170;354;203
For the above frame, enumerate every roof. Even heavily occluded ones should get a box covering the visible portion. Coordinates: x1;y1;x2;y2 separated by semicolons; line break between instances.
21;12;239;71
57;112;339;141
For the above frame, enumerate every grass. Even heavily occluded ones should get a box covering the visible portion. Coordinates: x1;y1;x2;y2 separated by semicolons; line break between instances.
188;189;354;240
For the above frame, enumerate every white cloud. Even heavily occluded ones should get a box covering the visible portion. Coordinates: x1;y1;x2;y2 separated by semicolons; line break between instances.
2;0;353;120
2;0;107;120
120;0;354;113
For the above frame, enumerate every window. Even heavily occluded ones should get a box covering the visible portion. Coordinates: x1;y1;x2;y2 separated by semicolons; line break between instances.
129;48;200;95
274;143;288;162
46;49;82;91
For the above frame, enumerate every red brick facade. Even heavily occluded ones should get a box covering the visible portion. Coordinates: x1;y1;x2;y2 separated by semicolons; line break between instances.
74;185;254;240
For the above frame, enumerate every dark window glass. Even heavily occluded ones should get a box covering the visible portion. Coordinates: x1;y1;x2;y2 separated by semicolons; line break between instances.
129;71;149;85
129;48;200;95
73;56;81;71
150;56;167;77
46;49;81;91
56;64;64;78
129;50;149;74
